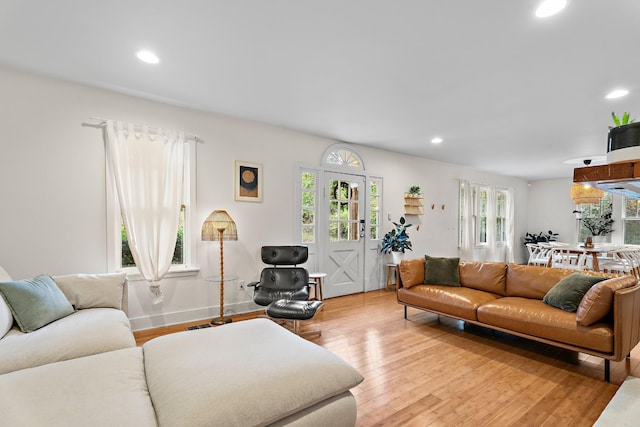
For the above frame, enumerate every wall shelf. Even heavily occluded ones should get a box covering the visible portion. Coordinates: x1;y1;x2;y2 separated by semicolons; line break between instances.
404;193;424;215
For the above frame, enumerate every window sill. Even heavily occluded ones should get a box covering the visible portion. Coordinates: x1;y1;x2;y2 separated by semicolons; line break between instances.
120;266;200;282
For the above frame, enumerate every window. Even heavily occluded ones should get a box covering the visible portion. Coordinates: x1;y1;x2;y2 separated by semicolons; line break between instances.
474;186;489;245
300;171;317;243
496;189;507;243
328;179;360;241
369;178;382;240
107;142;197;275
623;197;640;244
121;206;185;267
460;182;512;249
577;193;613;243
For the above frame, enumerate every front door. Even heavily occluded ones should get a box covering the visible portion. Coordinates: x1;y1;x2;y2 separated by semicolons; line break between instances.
323;172;365;298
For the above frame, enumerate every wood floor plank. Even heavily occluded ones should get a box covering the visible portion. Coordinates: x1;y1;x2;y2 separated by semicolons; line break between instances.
133;290;634;426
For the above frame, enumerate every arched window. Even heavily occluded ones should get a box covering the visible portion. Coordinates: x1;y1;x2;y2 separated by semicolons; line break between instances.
322;144;365;171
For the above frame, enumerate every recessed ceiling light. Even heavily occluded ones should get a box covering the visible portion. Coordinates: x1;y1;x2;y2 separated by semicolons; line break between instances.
431;137;443;144
605;89;629;99
136;50;159;64
535;0;567;18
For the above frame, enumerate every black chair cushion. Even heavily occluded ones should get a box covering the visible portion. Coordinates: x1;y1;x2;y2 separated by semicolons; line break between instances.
267;300;324;320
252;268;310;306
261;246;308;265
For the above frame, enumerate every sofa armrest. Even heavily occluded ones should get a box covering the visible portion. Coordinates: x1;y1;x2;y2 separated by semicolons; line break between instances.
613;283;640;360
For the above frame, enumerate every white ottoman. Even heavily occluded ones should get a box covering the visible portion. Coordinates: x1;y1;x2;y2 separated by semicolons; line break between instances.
143;318;363;427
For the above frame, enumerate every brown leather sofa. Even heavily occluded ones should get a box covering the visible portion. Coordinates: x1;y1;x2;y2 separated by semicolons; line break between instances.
396;258;640;381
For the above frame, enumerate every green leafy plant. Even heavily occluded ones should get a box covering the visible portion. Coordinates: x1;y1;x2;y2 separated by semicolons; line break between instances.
380;217;413;253
408;185;421;195
611;111;636;128
582;203;614;236
523;230;558;244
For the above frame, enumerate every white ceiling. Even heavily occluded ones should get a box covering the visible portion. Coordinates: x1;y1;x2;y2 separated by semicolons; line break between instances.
1;0;638;181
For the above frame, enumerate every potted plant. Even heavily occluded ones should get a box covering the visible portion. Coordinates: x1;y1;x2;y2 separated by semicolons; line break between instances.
581;203;614;242
523;230;558;245
407;185;421;197
607;111;640;163
380;216;412;264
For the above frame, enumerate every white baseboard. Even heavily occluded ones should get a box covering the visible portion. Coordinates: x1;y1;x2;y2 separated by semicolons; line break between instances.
129;301;263;331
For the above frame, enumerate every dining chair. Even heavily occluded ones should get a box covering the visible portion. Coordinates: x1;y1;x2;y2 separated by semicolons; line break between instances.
550;248;588;271
526;243;552;267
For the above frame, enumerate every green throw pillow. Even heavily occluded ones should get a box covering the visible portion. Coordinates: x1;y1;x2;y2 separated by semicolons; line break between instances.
424;255;460;287
543;273;606;313
0;275;74;332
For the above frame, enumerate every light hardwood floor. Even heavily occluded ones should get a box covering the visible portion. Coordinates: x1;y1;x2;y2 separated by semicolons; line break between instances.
134;290;639;426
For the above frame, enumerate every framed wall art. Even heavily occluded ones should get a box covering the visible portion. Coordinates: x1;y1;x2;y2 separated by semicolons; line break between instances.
234;160;263;202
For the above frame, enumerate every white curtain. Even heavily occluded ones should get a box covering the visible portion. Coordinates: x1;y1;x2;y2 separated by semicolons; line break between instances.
484;187;497;261
459;180;474;260
105;120;185;304
505;188;515;263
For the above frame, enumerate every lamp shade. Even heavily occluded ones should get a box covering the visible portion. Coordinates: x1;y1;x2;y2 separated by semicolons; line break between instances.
202;210;238;241
570;184;604;205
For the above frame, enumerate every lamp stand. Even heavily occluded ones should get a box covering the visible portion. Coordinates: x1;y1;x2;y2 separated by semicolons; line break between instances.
211;229;232;325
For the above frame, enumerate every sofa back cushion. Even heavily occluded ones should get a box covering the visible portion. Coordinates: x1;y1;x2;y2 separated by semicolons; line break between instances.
53;273;127;311
459;261;507;295
506;264;576;299
398;258;425;288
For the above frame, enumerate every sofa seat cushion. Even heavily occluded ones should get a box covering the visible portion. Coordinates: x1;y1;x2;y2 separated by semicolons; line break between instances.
0;347;157;427
0;307;135;374
143;318;363;427
477;297;613;353
398;285;502;321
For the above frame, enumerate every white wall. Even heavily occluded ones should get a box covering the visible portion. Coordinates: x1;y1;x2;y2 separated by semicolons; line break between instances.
526;179;577;243
0;66;530;330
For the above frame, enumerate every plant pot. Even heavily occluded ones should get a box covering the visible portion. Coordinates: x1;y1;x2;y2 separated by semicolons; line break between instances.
391;251;404;265
591;235;608;244
606;122;640;163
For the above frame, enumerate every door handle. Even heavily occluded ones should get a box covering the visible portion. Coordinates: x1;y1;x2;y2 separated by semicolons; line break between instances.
359;219;365;238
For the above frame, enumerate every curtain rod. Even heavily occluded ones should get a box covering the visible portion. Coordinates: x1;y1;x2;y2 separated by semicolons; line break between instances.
88;116;203;142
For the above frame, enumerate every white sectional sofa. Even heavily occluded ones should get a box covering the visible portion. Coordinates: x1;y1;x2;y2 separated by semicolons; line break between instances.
0;268;135;374
0;266;364;426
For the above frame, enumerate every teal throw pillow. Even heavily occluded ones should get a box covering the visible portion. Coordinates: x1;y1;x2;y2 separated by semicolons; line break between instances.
424;255;460;287
0;275;74;332
543;272;607;313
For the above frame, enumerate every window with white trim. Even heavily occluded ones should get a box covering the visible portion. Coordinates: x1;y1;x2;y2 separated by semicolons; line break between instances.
474;185;489;245
107;142;197;274
496;189;507;243
369;178;382;240
300;170;317;243
577;193;613;243
623;197;640;244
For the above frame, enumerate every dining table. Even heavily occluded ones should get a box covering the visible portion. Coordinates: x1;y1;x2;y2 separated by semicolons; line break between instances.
543;243;625;272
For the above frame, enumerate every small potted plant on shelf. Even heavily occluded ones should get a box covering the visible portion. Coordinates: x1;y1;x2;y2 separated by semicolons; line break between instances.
380;216;412;264
407;185;421;197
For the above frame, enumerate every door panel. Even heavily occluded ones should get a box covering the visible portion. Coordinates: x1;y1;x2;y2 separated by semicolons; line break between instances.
323;172;365;298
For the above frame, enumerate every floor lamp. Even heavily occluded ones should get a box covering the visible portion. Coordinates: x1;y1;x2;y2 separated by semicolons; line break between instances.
202;210;237;325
